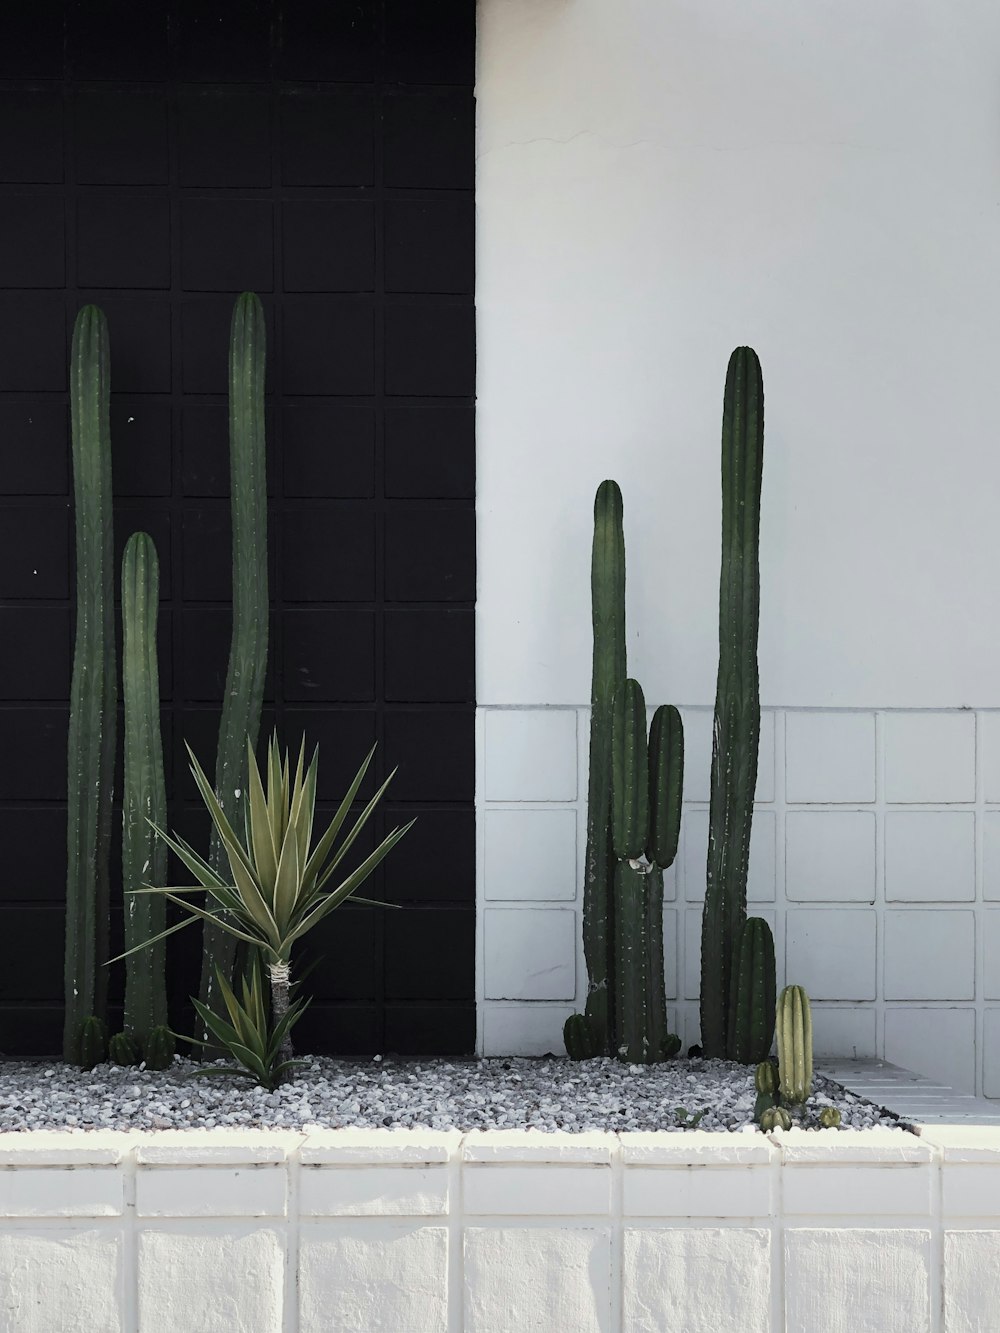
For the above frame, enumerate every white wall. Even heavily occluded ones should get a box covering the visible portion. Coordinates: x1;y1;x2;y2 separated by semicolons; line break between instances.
477;0;1000;709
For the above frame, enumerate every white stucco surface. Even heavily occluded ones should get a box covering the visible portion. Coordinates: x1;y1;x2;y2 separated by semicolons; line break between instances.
477;0;1000;708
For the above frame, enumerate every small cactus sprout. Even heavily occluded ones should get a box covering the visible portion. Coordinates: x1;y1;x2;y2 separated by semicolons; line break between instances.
753;1090;776;1121
759;1105;792;1132
563;1012;599;1060
77;1015;109;1071
108;1031;141;1066
660;1033;682;1059
755;1059;778;1096
143;1025;176;1071
819;1107;842;1129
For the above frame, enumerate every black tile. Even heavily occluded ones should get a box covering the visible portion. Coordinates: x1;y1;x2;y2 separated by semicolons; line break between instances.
384;0;476;86
173;708;222;799
182;296;273;395
282;300;374;396
280;91;375;186
0;809;67;903
282;200;374;293
384;1003;475;1056
385;304;474;397
180;198;274;292
0;708;68;799
177;87;271;187
384;91;474;190
0;294;66;391
0;607;71;700
283;707;376;803
382;808;475;904
0;9;64;79
384;909;474;1000
67;1;169;80
110;401;172;497
74;89;169;185
87;297;171;393
0;907;64;1000
384;406;474;499
76;194;171;290
181;405;228;496
384;198;473;295
383;710;474;802
385;509;474;602
276;1;377;82
282;508;374;602
0;194;65;287
282;403;375;498
113;508;172;598
0;91;63;182
0;507;69;598
282;608;375;702
0;1003;64;1057
384;608;473;702
0;403;69;495
181;505;231;601
297;906;377;1001
294;1003;379;1056
174;0;272;82
180;607;274;702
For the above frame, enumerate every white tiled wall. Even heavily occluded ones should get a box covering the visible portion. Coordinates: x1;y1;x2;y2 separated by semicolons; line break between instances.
477;707;1000;1097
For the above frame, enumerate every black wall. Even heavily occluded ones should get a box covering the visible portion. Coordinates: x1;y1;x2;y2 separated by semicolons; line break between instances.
0;2;476;1058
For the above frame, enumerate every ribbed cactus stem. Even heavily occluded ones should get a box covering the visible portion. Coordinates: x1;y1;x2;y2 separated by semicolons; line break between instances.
726;916;776;1064
63;304;117;1061
776;985;813;1104
199;292;269;1022
580;479;626;1053
121;532;168;1042
700;347;764;1058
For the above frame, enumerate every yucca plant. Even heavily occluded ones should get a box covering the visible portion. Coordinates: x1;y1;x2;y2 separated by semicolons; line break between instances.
114;733;413;1063
186;960;308;1090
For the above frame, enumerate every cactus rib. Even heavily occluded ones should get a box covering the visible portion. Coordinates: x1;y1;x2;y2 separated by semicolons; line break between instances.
776;984;813;1104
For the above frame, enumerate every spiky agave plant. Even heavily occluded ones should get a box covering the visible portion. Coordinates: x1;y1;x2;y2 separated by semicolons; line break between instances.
114;734;413;1063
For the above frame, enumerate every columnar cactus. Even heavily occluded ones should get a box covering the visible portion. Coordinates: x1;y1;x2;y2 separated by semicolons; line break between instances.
726;916;776;1063
121;532;168;1046
77;1015;108;1071
199;292;269;1022
64;305;117;1062
700;347;765;1058
776;984;813;1104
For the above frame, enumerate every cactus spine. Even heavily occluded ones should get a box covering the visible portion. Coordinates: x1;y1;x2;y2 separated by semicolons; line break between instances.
63;305;117;1062
121;532;168;1044
726;916;776;1063
198;292;269;1023
776;984;813;1104
700;347;764;1058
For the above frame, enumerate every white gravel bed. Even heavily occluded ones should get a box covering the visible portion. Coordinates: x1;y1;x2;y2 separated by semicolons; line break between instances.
0;1055;907;1134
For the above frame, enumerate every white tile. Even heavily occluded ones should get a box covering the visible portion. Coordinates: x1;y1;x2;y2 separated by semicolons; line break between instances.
663;908;678;999
981;712;1000;802
785;1229;930;1333
299;1224;448;1333
483;907;576;1000
883;712;976;804
623;1229;770;1333
883;1008;976;1094
0;1168;123;1217
484;710;577;802
944;1232;1000;1328
138;1228;284;1333
682;808;709;902
624;1167;770;1217
983;1010;1000;1097
941;1165;1000;1216
785;711;876;804
810;1007;877;1058
983;914;1000;1001
884;910;975;1000
684;908;701;1001
484;808;578;901
681;808;772;902
884;812;975;902
299;1166;448;1216
786;811;876;902
982;811;1000;900
464;1226;611;1333
464;1165;610;1215
0;1230;122;1333
785;909;877;1000
481;1005;577;1056
757;712;776;802
136;1166;285;1217
783;1165;931;1216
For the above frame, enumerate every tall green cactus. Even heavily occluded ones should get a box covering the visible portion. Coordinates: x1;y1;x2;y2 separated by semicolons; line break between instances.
726;916;776;1063
198;292;269;1022
776;984;813;1104
578;480;627;1054
121;532;168;1043
700;347;764;1058
63;305;117;1061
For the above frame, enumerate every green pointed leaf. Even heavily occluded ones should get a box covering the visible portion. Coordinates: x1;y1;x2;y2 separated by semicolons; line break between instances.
246;737;278;894
302;745;376;886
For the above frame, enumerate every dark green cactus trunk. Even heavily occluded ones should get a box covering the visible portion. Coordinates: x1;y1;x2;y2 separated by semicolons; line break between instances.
580;480;626;1053
613;861;652;1063
611;678;649;860
648;705;683;869
726;916;776;1063
199;292;269;1021
700;347;764;1058
121;531;168;1042
63;305;117;1062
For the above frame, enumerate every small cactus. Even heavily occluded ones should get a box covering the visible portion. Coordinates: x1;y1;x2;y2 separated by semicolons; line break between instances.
776;984;813;1104
755;1060;778;1096
818;1107;842;1129
77;1016;108;1070
759;1105;792;1132
108;1031;141;1066
753;1090;776;1121
563;1012;599;1060
143;1025;176;1071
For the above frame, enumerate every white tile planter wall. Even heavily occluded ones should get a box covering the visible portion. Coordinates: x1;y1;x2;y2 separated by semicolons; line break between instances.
2;1127;1000;1333
477;706;1000;1097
